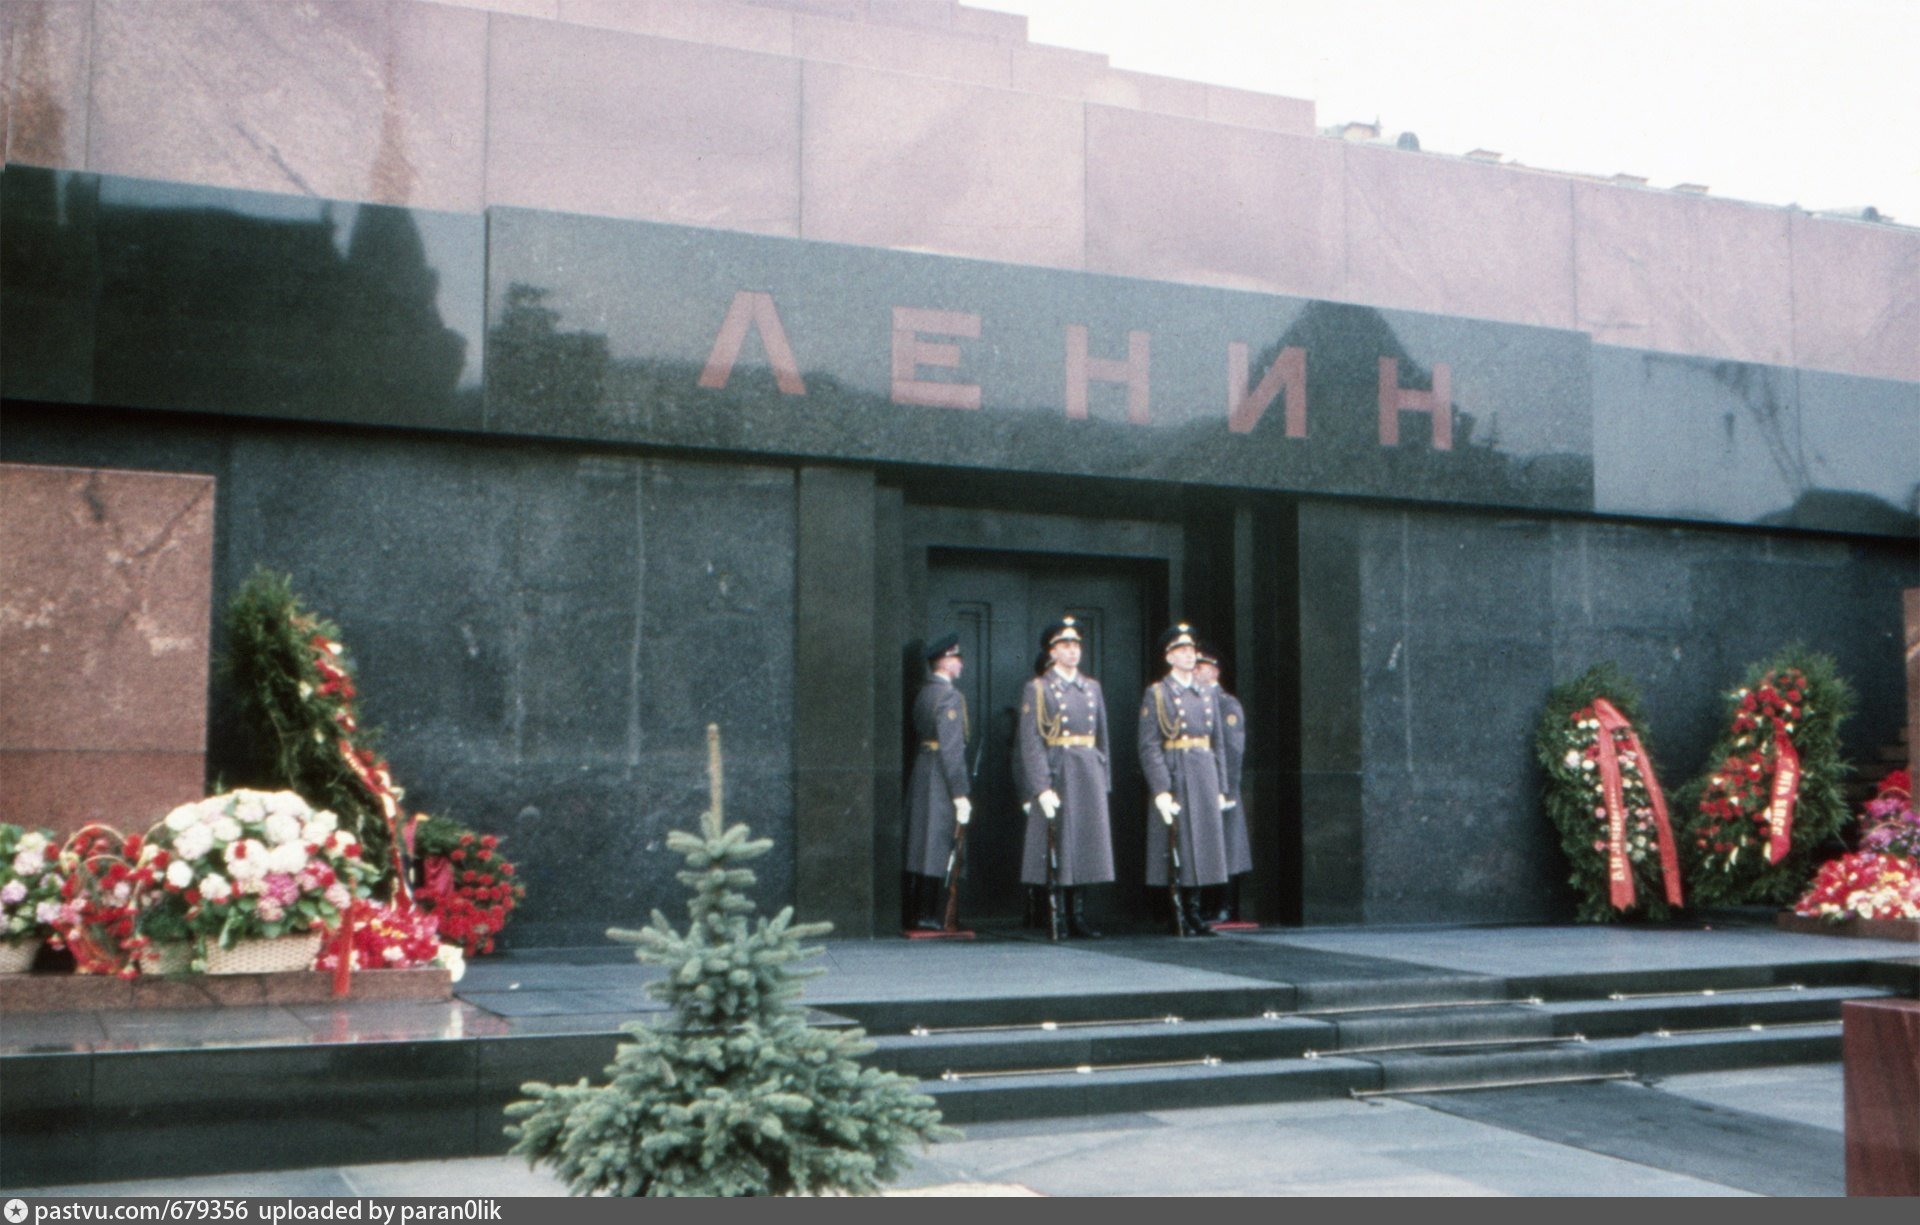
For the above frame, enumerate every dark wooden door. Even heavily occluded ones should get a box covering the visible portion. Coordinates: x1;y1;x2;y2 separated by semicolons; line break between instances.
923;554;1152;926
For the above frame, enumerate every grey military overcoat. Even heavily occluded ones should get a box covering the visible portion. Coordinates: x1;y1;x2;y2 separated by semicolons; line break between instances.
1015;669;1116;886
1138;675;1230;887
1217;687;1253;875
903;675;969;878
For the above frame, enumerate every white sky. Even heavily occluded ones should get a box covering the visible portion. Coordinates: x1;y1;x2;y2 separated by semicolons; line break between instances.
990;0;1920;224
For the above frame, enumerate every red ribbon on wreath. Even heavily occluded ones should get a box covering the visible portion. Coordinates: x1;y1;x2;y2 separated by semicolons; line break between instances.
1765;728;1801;864
1592;699;1684;911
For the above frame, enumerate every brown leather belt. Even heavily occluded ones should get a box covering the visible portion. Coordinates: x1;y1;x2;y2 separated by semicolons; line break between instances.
1046;734;1097;748
1163;736;1211;750
920;740;940;751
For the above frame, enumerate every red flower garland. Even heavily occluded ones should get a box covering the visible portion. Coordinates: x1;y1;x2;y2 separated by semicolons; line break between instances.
314;899;443;971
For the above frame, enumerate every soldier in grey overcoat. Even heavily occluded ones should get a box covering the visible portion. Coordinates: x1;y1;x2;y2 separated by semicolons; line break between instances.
1015;616;1115;938
904;634;971;931
1139;624;1231;936
1199;643;1252;924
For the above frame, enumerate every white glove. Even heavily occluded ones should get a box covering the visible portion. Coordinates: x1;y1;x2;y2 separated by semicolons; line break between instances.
1220;795;1234;810
1154;792;1180;825
1037;789;1061;820
953;797;972;825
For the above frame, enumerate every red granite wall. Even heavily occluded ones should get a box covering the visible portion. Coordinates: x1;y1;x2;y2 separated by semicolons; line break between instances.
0;464;214;838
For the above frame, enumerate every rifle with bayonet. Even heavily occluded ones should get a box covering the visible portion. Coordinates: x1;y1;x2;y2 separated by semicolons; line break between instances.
1167;811;1189;937
1046;803;1065;942
939;707;987;932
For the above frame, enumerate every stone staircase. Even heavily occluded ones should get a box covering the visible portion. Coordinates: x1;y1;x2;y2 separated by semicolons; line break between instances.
846;959;1916;1123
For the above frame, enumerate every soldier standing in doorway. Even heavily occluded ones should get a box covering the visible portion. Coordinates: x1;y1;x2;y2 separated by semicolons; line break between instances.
903;634;971;932
1140;624;1231;936
1199;642;1252;925
1015;617;1115;938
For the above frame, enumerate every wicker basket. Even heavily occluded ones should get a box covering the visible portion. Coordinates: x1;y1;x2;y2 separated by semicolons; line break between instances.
0;939;40;974
205;931;325;975
136;941;196;976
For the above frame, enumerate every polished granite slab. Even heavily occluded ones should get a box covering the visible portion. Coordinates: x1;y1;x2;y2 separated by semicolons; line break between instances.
5;925;1914;1056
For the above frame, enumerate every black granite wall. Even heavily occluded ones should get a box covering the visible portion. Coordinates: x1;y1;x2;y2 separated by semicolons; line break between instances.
0;404;796;945
1295;499;1919;924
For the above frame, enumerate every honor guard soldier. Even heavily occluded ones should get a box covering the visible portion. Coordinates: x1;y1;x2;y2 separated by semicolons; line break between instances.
1139;624;1231;936
1015;617;1115;938
903;634;971;932
1198;643;1252;925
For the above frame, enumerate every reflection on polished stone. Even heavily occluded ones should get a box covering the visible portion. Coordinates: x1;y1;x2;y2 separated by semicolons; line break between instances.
485;208;1595;514
1;166;485;427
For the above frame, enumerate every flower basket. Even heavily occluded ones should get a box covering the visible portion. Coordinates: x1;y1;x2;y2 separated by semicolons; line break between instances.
0;939;41;974
205;931;325;975
136;941;195;976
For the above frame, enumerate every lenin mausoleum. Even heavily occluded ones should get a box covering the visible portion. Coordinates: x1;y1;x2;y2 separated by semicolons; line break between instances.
3;0;1916;946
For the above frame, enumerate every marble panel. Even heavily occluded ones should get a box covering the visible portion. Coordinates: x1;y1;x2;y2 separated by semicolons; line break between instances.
485;208;1592;514
1591;346;1803;529
1298;771;1364;925
1909;590;1920;784
485;16;801;234
1573;182;1794;366
0;465;212;755
0;749;204;839
1008;42;1108;96
800;60;1084;267
950;4;1025;40
1790;213;1920;382
0;1051;96;1187
436;0;558;16
89;1042;479;1177
1842;997;1920;1195
1362;772;1565;925
1085;107;1345;300
1794;370;1920;536
1344;145;1577;331
1295;503;1364;774
85;0;487;211
0;165;98;403
1203;84;1315;136
83;175;484;427
2;0;93;169
1085;67;1209;119
794;9;1013;86
554;0;797;54
868;0;956;30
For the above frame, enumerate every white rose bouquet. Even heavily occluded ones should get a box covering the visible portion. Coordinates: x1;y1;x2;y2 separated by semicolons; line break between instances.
140;789;375;951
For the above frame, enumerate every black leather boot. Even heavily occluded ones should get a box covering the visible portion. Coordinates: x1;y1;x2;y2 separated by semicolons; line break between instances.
1180;889;1217;937
912;875;945;931
1203;883;1230;926
1066;887;1102;939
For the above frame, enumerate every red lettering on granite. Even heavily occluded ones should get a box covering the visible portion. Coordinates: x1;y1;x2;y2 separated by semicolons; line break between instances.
1377;357;1452;450
891;307;982;410
1065;326;1150;424
698;291;807;396
1227;343;1307;436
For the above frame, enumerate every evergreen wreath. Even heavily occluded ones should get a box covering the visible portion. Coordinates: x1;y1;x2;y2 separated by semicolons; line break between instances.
1679;647;1854;907
223;568;402;892
506;726;952;1196
1536;663;1682;923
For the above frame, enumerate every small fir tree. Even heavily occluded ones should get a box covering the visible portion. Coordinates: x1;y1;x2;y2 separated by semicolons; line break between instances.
223;568;396;888
505;726;952;1196
1679;647;1854;907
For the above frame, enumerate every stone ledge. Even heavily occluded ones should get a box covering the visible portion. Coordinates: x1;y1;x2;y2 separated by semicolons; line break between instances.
1777;911;1920;943
0;968;452;1013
